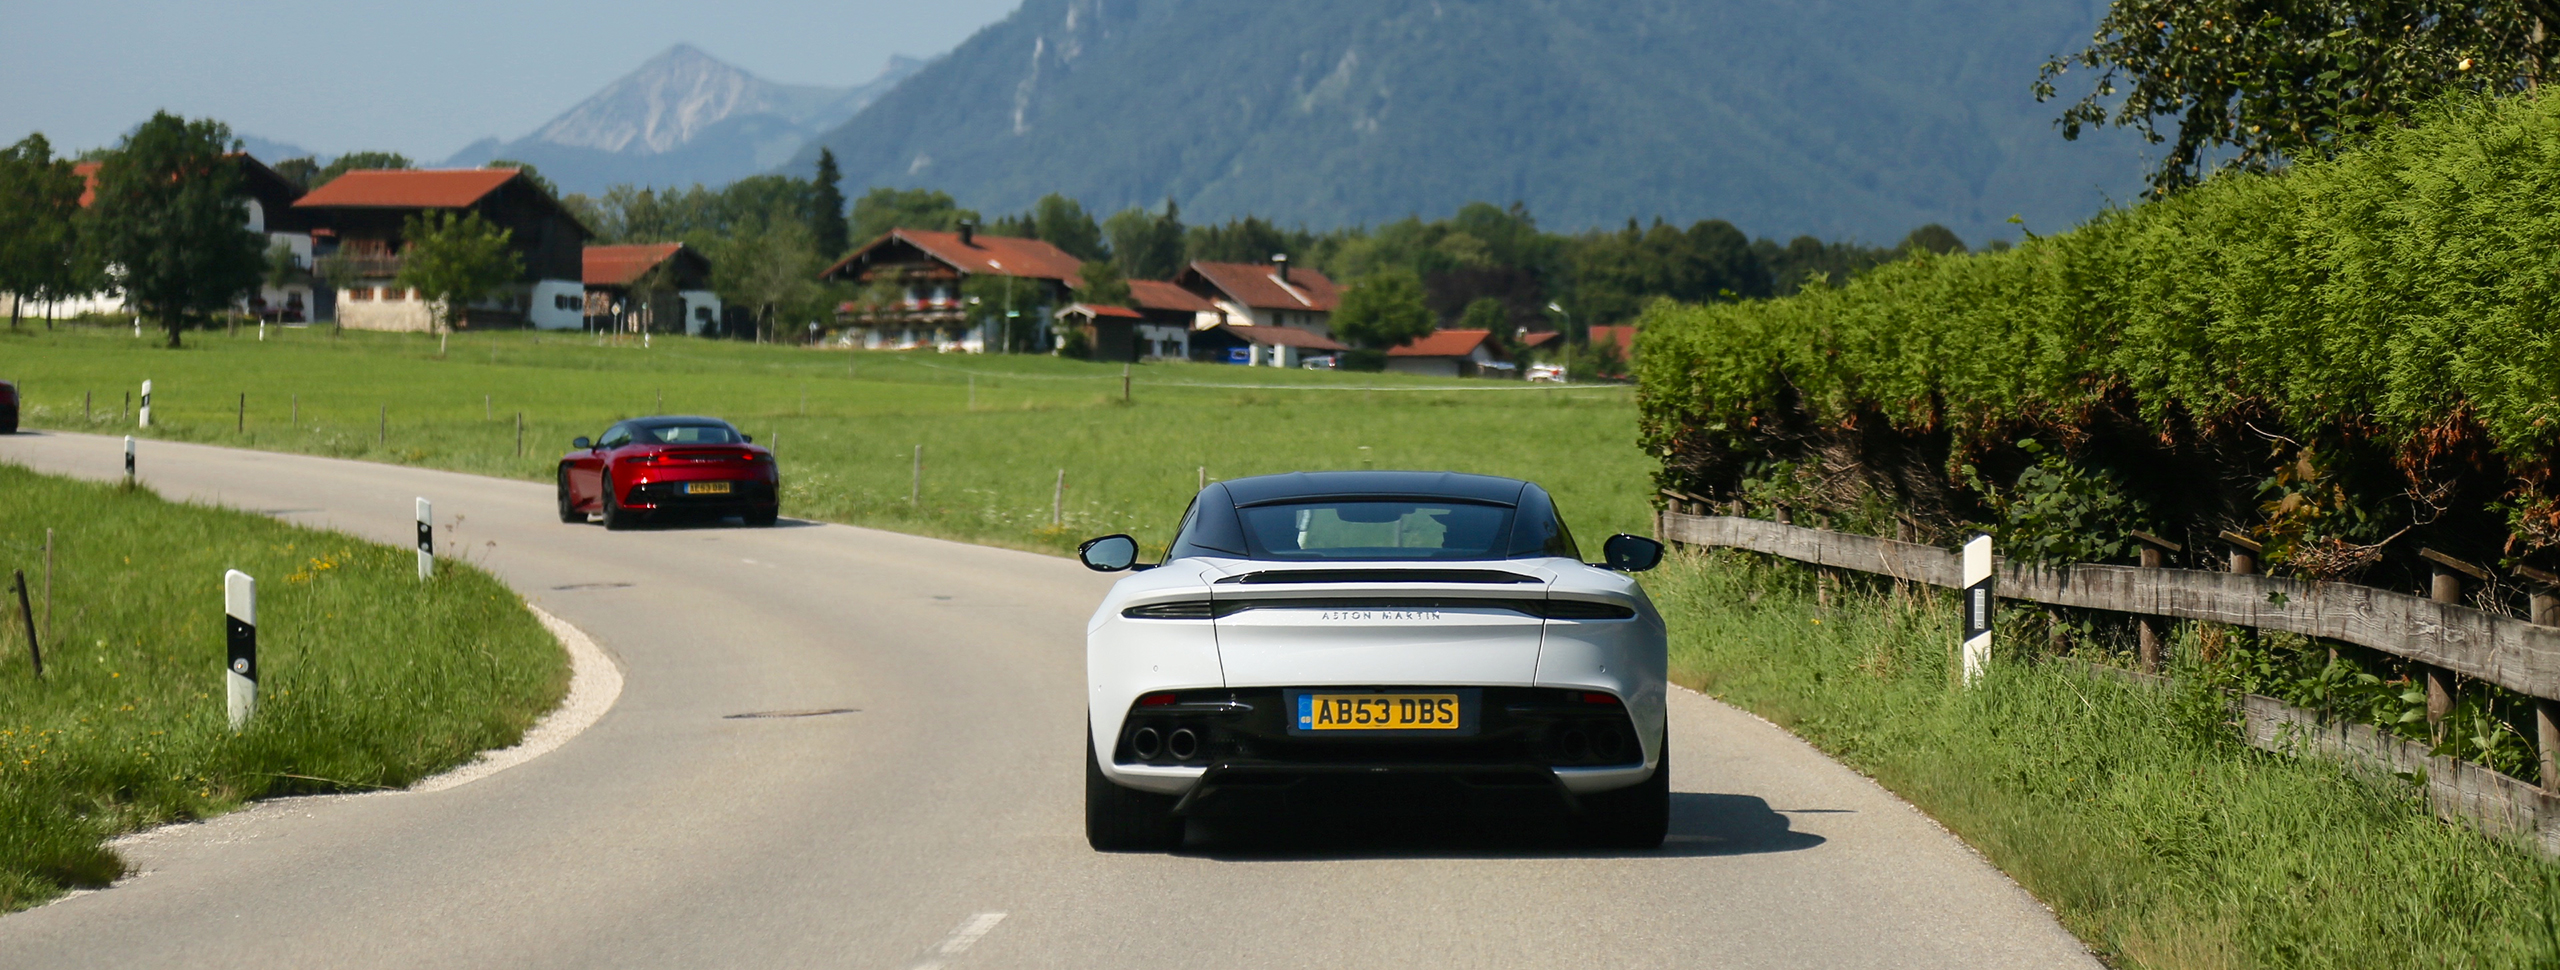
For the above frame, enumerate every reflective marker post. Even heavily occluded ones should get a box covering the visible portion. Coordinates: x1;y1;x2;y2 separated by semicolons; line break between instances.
123;436;135;485
415;498;434;581
138;380;152;428
1960;535;1993;686
225;570;255;729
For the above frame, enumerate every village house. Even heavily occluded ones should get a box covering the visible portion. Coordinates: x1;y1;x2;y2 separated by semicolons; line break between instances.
1386;329;1511;378
291;168;588;332
820;224;1082;351
583;243;721;335
9;155;314;323
1172;256;1342;366
1052;279;1222;362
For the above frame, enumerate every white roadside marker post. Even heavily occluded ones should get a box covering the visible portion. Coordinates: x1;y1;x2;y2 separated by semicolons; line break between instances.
225;569;256;729
138;380;152;428
415;498;434;581
122;436;135;485
1961;535;1993;686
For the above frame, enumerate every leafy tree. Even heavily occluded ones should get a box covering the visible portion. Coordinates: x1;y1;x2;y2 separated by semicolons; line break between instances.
2038;0;2560;193
1897;223;1966;256
1075;259;1132;308
0;133;88;330
270;156;321;193
812;149;849;258
315;151;412;186
1104;199;1186;279
711;218;824;343
84;112;266;347
1031;194;1105;260
1331;268;1435;349
1187;215;1312;264
483;159;558;199
1752;235;1895;297
261;239;302;315
395;210;521;334
1459;296;1528;365
849;187;978;244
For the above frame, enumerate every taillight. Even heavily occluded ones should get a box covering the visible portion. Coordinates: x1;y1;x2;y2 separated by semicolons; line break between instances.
1580;692;1620;706
1138;692;1179;707
1122;600;1215;619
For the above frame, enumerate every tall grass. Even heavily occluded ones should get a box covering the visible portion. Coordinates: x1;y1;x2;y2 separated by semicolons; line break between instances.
1;326;1648;554
1648;550;2560;969
0;464;566;911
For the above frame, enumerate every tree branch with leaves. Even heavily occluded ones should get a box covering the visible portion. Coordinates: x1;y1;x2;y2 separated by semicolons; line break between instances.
395;210;521;334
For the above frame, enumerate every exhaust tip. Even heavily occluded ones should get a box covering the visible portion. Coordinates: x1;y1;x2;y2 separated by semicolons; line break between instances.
1167;727;1200;761
1558;729;1591;762
1131;726;1163;760
1593;727;1627;762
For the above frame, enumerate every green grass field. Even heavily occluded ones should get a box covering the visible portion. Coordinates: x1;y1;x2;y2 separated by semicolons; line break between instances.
0;462;566;911
1;325;1650;555
1648;551;2560;970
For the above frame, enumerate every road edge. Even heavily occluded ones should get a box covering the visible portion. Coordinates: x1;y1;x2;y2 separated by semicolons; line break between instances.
408;604;622;793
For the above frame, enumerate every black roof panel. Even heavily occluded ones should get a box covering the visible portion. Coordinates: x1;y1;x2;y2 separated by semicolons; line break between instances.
1217;471;1529;507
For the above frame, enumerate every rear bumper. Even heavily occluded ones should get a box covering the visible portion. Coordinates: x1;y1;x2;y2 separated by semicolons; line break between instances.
618;479;777;512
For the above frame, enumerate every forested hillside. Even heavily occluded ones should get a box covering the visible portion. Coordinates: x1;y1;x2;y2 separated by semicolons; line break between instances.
795;0;2144;244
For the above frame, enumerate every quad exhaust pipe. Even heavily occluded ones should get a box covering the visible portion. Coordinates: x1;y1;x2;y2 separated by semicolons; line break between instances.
1167;728;1200;761
1130;726;1163;760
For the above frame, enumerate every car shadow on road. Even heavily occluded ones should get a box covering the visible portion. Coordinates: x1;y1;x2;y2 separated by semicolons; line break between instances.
1183;792;1827;861
609;515;826;531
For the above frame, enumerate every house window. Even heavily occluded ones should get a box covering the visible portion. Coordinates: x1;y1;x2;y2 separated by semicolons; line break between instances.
695;306;712;322
349;287;372;301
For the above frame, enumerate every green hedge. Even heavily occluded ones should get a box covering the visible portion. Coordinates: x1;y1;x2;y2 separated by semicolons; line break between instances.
1637;91;2560;573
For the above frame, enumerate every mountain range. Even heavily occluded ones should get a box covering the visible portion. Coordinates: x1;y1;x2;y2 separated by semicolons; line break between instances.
441;44;922;195
792;0;2149;245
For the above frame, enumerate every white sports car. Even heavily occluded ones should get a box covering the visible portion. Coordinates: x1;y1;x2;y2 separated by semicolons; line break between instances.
1076;471;1669;851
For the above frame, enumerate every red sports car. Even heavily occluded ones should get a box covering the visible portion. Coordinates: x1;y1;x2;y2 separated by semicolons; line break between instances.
558;416;779;529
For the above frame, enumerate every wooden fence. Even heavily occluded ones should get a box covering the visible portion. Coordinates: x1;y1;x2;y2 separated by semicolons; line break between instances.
1656;508;2560;855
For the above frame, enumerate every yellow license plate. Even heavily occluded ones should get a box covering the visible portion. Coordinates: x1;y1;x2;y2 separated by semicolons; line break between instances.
686;481;732;495
1296;693;1463;731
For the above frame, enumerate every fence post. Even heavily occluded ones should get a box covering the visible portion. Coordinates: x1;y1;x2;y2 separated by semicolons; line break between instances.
12;570;38;679
516;411;524;458
910;445;922;507
2523;564;2560;792
225;569;255;729
415;498;434;581
1961;535;1992;686
2220;530;2262;576
237;392;245;433
2418;548;2489;746
2131;531;2181;672
1053;469;1065;527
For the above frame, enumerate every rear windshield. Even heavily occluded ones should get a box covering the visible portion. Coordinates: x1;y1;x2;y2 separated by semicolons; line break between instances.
639;424;739;444
1235;501;1514;561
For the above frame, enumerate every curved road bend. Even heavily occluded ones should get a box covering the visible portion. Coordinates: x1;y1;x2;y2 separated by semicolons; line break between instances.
0;432;2097;970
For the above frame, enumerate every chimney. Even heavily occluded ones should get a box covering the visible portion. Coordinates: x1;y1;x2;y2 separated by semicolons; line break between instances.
1271;253;1289;283
959;221;976;246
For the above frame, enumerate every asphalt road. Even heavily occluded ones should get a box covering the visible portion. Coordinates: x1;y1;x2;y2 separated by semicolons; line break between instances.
0;431;2098;969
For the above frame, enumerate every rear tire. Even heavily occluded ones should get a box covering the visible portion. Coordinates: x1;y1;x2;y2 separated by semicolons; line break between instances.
1583;730;1669;849
601;471;636;531
1086;732;1183;852
556;469;583;523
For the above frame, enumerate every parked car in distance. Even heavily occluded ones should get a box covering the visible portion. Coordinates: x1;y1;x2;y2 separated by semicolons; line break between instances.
557;416;778;529
1527;363;1566;383
0;380;16;434
1076;470;1670;851
1301;355;1338;370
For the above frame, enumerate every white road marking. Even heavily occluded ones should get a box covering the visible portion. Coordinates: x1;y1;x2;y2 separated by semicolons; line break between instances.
908;912;1006;969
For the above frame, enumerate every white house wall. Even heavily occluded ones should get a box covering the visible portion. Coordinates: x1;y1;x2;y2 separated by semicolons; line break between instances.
529;280;585;330
678;289;722;335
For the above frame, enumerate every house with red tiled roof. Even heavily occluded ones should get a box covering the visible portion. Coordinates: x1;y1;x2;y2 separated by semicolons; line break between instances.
820;224;1086;352
583;243;722;336
1173;256;1341;367
293;168;590;332
1386;329;1511;378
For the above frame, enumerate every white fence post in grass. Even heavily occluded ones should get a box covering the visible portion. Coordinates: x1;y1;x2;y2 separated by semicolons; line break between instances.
1961;534;1993;686
122;436;135;485
138;380;152;428
415;498;434;580
225;569;256;729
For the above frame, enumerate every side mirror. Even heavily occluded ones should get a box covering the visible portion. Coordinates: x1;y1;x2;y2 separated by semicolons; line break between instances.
1602;534;1665;572
741;434;753;443
571;436;592;450
1079;534;1140;572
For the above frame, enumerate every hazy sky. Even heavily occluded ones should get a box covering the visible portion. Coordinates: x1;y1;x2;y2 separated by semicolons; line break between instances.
0;0;1022;160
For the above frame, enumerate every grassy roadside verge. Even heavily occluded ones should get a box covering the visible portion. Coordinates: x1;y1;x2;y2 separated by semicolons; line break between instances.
1648;550;2560;969
0;326;1648;555
0;463;567;912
